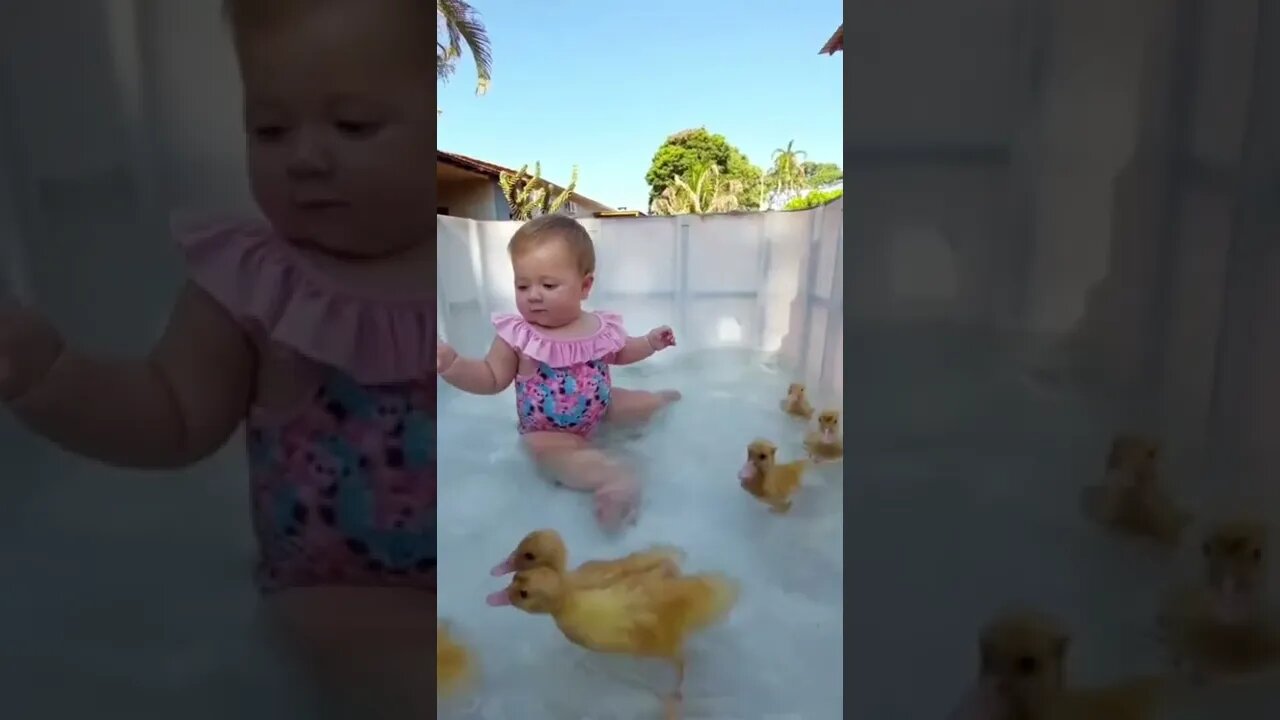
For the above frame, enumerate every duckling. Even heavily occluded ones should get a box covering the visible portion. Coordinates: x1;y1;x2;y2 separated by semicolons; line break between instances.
1159;520;1280;679
436;620;474;699
1080;434;1190;546
487;566;738;720
738;439;806;513
780;382;814;419
803;409;843;463
949;609;1164;719
489;528;683;587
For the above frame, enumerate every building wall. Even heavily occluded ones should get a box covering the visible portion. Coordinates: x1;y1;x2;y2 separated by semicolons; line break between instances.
437;174;592;221
437;178;503;220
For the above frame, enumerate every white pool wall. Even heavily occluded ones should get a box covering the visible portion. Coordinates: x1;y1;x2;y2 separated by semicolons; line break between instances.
435;199;845;407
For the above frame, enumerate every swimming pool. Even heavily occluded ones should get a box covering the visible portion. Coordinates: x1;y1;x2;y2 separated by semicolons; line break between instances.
435;205;846;718
437;347;844;719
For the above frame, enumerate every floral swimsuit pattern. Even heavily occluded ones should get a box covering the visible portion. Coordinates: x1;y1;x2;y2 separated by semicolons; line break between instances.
492;311;631;439
515;359;612;437
177;216;435;594
247;368;435;592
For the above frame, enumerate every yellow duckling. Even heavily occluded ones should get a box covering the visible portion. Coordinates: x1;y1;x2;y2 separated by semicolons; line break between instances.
487;565;738;719
948;609;1165;719
803;409;844;463
1080;434;1191;546
490;528;683;588
780;382;814;419
436;620;474;699
738;438;806;513
1159;520;1280;679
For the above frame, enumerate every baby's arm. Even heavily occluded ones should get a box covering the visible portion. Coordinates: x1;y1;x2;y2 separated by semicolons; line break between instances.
438;337;518;395
609;336;660;366
610;326;675;366
12;282;255;468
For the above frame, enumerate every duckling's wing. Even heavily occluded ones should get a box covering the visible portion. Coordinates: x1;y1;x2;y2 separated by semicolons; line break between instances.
573;547;686;588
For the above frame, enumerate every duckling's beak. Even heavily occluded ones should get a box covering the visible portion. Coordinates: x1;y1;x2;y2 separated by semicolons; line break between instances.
737;461;757;481
490;555;516;576
485;589;512;607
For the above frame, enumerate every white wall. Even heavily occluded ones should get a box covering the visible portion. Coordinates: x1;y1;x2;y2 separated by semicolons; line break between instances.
438;178;503;220
846;0;1280;510
436;200;845;402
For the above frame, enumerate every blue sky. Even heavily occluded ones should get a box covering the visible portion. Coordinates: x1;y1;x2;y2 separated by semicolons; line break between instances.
438;0;844;211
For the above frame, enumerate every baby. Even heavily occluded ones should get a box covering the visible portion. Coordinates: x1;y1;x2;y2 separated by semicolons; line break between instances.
436;214;681;530
1;0;433;716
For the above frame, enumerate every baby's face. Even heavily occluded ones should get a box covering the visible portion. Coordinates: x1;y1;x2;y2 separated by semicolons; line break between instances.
236;0;433;259
512;239;591;328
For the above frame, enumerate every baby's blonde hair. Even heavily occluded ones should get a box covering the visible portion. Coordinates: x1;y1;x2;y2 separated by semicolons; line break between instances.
508;214;597;277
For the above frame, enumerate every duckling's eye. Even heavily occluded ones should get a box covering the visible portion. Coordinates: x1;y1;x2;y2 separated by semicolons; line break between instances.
523;552;536;561
518;590;529;599
1016;656;1038;675
756;453;767;461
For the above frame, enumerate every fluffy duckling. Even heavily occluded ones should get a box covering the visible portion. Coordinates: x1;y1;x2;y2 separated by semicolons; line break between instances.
490;528;683;588
738;439;806;513
780;382;814;419
803;409;843;463
1080;433;1191;546
1159;520;1280;679
949;609;1165;719
487;566;738;719
436;620;474;699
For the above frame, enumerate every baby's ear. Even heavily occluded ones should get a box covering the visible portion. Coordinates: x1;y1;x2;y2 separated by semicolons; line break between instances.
581;273;595;295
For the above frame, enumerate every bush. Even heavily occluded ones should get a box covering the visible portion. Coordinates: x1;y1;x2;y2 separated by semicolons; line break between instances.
784;188;844;211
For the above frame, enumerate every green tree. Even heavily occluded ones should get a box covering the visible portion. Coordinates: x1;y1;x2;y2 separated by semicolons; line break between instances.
784;188;844;211
766;140;809;205
644;128;764;211
437;0;492;95
802;161;843;188
650;164;743;216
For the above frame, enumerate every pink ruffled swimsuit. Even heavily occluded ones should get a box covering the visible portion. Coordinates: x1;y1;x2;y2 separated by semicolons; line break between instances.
493;311;629;438
178;218;435;594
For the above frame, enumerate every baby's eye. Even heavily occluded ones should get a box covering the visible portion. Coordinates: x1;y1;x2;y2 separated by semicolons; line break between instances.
516;284;529;291
252;125;288;142
542;283;559;290
335;120;381;138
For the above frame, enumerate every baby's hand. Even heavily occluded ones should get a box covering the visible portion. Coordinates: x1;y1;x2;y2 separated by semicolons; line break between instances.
646;326;676;351
0;298;64;403
436;337;458;374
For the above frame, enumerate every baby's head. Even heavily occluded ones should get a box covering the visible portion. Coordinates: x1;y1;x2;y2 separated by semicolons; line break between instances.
507;215;597;328
223;0;433;259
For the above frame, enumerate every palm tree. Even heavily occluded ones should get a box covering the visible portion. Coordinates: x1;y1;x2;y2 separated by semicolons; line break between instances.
768;140;808;207
650;165;743;216
437;0;493;95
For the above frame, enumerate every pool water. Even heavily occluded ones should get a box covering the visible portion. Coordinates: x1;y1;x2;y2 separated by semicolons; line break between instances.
437;348;845;719
841;323;1280;719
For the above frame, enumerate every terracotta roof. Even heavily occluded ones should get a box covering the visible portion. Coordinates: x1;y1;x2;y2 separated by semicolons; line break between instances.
819;24;843;55
437;150;613;211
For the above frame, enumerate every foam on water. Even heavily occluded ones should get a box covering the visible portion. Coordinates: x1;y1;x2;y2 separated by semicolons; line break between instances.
437;348;845;719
